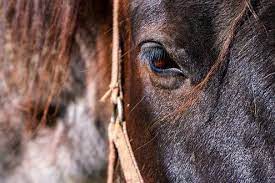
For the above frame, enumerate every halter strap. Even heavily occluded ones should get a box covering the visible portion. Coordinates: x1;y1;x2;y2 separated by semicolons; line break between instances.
107;0;144;182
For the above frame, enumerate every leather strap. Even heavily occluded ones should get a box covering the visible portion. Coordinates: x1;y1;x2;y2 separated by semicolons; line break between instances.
106;0;144;182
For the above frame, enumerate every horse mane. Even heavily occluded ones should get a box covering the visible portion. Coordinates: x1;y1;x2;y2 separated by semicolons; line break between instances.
0;0;81;132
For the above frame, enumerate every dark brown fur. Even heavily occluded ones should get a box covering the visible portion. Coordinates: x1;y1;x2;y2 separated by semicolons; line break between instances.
122;0;275;182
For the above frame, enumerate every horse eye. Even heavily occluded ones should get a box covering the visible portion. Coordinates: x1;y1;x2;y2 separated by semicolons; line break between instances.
140;43;184;76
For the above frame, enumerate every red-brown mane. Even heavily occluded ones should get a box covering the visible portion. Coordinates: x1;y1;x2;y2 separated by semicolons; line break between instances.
1;0;81;132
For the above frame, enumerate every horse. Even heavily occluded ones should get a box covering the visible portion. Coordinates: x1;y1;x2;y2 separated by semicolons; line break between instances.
0;0;274;182
0;1;112;182
118;0;275;182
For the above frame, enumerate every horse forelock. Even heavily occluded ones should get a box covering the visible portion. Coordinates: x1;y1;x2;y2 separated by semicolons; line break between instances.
0;1;112;181
0;0;82;131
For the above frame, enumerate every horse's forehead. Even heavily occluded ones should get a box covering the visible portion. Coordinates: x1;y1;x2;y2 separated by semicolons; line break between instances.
128;0;218;46
129;0;191;44
129;0;167;24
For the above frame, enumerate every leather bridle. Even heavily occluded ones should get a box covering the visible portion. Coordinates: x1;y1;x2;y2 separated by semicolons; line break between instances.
103;0;144;182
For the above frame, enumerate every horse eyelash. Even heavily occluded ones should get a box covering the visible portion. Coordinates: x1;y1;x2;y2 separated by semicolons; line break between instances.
140;47;169;64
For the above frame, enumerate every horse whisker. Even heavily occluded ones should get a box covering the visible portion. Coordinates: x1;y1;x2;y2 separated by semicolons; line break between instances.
128;96;145;115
